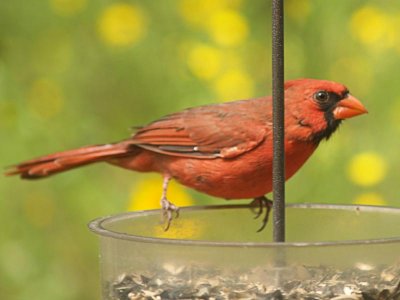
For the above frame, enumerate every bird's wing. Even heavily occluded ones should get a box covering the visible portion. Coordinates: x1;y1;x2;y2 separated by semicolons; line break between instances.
131;98;272;159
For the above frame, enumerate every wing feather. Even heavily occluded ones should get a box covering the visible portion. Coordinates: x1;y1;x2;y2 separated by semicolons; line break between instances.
131;97;272;158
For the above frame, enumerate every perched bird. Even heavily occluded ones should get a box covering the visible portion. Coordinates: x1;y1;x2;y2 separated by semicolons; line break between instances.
6;79;367;231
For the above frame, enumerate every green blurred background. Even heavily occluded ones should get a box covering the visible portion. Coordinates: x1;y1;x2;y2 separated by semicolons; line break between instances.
1;0;399;299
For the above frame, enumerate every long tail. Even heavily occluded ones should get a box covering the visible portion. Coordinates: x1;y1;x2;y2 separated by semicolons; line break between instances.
5;142;135;179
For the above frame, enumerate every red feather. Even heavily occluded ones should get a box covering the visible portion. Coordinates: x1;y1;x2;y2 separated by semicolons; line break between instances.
6;79;367;200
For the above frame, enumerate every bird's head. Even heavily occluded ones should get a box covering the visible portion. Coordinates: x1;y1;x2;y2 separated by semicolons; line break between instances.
284;78;368;143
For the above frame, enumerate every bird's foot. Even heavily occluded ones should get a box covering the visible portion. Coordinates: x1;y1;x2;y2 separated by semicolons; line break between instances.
160;197;180;231
250;196;273;232
250;197;264;219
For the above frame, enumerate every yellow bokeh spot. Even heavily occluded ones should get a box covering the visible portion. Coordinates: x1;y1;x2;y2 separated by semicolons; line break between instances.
128;175;194;211
179;0;243;26
213;69;254;101
286;0;312;23
153;218;203;240
187;44;222;80
28;79;64;119
347;152;387;187
350;6;397;50
353;192;386;206
49;0;87;16
207;10;248;47
98;3;146;47
23;192;55;228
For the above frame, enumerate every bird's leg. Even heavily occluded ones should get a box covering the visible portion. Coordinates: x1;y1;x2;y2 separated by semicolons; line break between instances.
249;196;273;232
160;175;180;231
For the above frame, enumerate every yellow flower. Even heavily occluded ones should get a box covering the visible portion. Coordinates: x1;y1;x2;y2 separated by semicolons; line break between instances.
28;79;64;119
353;192;386;206
207;10;248;47
187;44;223;80
347;152;387;187
49;0;87;16
213;69;254;101
98;3;146;47
179;0;243;26
350;6;397;50
128;175;194;211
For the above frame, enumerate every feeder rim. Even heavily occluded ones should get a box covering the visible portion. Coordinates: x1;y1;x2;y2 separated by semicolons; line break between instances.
88;203;400;247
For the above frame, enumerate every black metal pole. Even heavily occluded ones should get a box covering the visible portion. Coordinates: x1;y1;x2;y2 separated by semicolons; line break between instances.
272;0;285;242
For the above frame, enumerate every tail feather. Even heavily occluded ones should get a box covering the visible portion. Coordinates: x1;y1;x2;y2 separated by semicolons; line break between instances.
5;143;133;179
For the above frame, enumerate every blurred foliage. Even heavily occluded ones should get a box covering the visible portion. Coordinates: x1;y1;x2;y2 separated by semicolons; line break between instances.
1;0;400;299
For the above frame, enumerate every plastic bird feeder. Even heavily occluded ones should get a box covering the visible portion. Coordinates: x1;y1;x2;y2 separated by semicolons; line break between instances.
89;204;400;299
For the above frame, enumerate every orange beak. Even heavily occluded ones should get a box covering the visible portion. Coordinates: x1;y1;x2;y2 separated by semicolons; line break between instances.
333;94;368;120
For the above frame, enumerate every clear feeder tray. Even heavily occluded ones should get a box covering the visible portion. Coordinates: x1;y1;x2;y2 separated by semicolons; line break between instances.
89;204;400;299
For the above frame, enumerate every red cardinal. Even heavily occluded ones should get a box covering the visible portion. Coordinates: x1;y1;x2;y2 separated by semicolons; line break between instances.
6;79;367;230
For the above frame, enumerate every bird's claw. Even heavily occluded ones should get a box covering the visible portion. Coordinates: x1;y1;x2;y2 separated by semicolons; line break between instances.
160;197;180;231
250;196;273;232
250;197;264;219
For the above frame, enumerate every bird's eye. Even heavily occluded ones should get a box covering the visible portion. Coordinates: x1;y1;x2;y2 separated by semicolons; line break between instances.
314;90;329;102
